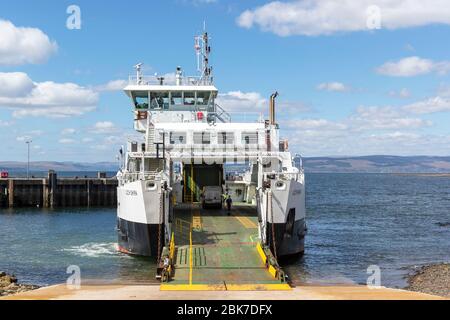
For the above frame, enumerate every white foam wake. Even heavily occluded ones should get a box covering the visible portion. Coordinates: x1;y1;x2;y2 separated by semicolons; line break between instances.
62;242;119;258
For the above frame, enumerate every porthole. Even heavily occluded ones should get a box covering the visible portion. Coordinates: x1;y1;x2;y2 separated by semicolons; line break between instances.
146;182;157;190
275;181;286;190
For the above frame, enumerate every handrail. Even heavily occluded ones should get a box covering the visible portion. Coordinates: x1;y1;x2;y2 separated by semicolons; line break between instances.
129;75;213;86
214;103;231;123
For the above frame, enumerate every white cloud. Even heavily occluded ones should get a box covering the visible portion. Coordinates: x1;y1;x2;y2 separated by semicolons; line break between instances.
237;0;450;36
15;130;43;142
82;137;94;143
285;124;450;156
402;96;450;114
12;107;95;118
317;82;350;92
0;72;35;97
91;121;117;134
276;101;312;114
94;79;128;92
216;91;267;112
377;56;450;77
350;106;432;129
0;19;57;65
216;91;312;117
369;131;420;140
0;72;98;118
58;138;76;144
389;88;411;98
104;136;122;144
61;128;76;135
280;104;433;156
284;118;348;131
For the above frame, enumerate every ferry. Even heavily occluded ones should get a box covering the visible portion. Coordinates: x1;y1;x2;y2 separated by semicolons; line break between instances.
116;30;306;284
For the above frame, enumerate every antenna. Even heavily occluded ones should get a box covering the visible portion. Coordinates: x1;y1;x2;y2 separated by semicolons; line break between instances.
134;63;143;84
194;24;212;84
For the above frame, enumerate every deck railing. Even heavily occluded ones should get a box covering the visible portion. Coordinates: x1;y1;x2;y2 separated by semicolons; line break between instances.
128;75;213;86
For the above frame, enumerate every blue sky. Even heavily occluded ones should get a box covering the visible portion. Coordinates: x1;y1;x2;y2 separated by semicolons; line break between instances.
1;0;450;162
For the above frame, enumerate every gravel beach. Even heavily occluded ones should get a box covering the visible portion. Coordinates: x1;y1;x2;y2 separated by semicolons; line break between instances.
0;272;39;297
406;263;450;298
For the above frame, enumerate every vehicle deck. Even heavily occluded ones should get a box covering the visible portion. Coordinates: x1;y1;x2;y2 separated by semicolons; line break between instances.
161;203;290;291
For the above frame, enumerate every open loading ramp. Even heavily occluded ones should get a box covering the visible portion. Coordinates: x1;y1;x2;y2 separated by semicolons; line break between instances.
160;204;291;291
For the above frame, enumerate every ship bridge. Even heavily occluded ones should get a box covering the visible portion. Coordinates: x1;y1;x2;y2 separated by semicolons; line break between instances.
124;66;231;131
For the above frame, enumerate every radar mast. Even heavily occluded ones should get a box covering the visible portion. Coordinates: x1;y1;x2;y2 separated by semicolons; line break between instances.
194;24;212;84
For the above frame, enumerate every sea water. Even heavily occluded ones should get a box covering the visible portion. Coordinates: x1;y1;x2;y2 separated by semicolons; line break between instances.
1;173;450;288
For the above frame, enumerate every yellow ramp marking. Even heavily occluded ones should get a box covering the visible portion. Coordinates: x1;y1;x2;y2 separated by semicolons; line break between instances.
161;284;226;291
192;210;202;230
256;243;281;280
235;215;257;229
189;232;193;285
268;265;277;278
160;284;291;291
256;243;267;264
226;284;291;291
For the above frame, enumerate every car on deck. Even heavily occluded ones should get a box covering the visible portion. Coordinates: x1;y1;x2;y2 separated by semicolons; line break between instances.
201;186;223;209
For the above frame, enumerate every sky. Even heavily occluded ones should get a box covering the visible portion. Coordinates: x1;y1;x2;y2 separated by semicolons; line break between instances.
1;0;450;162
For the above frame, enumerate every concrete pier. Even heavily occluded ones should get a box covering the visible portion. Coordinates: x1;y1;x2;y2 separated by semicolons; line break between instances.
1;283;445;300
0;171;117;208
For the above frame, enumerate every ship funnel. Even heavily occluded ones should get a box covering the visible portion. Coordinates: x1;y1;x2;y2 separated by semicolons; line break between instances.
269;91;279;125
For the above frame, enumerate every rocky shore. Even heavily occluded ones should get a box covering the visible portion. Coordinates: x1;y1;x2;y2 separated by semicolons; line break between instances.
406;263;450;298
0;272;39;297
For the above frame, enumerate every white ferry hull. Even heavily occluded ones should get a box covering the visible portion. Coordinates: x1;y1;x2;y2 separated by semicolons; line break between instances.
261;177;306;257
116;180;168;257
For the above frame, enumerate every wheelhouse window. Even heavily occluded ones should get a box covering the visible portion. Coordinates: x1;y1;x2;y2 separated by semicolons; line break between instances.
169;132;186;145
193;132;211;144
150;92;170;109
171;92;183;106
196;91;211;105
134;92;148;109
184;92;195;105
242;132;258;144
218;132;234;145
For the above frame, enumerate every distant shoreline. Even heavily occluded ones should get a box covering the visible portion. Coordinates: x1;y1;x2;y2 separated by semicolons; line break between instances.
393;173;450;177
3;155;450;174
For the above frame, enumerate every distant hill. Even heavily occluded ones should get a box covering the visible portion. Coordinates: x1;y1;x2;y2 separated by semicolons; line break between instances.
0;161;118;172
303;156;450;173
1;156;450;173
